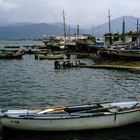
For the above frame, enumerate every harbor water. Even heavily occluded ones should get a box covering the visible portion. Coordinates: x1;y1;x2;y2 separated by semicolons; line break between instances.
0;41;140;140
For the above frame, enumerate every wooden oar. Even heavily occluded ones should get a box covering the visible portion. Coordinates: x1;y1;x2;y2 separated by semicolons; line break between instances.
37;106;66;114
71;106;118;114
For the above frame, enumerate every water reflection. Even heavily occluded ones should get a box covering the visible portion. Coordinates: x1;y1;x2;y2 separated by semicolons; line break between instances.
2;123;140;140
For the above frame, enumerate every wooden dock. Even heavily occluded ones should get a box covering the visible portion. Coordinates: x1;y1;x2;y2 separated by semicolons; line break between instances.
77;64;140;73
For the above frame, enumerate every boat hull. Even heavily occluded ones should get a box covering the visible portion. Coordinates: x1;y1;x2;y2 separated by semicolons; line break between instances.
0;55;23;59
0;50;24;59
1;110;140;131
38;54;64;60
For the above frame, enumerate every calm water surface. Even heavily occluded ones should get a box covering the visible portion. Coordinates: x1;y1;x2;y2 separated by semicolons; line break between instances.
0;47;140;139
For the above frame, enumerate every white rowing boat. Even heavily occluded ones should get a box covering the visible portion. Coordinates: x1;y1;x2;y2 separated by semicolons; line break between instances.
38;54;64;60
0;101;140;131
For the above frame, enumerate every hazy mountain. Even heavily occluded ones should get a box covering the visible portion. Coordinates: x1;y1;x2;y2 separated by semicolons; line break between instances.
0;23;90;40
94;16;139;36
0;23;63;40
7;22;34;27
0;16;139;40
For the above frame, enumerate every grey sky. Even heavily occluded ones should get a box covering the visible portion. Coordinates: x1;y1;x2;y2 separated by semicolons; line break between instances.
0;0;140;26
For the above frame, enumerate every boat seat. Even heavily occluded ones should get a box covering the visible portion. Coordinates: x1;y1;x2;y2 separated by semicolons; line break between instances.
99;104;118;113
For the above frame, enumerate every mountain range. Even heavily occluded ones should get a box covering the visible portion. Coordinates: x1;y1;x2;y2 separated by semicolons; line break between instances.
95;16;139;36
0;16;139;40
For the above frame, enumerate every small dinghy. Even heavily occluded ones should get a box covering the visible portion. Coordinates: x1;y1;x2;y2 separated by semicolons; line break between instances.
0;101;140;131
38;54;64;60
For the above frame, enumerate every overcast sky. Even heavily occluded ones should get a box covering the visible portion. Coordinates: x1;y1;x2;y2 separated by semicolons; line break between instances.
0;0;140;27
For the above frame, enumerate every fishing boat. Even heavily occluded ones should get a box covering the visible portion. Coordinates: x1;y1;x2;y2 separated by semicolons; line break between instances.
0;50;24;59
0;101;140;131
116;50;140;60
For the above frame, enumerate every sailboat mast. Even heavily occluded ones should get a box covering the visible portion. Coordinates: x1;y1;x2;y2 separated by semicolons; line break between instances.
136;18;139;45
92;25;94;36
108;10;111;35
122;17;125;42
108;10;112;45
63;10;66;40
77;25;79;39
68;25;71;39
